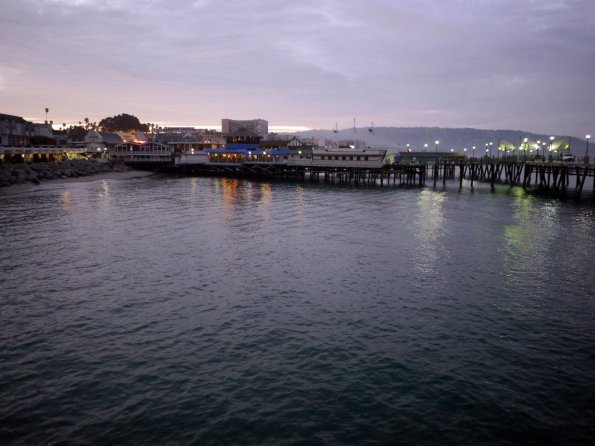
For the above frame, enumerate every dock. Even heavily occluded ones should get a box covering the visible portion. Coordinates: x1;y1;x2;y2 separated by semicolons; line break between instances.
170;159;595;200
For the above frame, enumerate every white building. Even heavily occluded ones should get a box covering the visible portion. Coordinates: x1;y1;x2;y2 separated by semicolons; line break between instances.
222;118;268;138
84;130;125;153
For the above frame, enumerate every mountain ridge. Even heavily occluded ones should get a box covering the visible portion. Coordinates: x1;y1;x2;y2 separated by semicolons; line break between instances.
285;126;588;154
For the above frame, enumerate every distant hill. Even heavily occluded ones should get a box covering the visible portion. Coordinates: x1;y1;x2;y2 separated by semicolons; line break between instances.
284;127;588;154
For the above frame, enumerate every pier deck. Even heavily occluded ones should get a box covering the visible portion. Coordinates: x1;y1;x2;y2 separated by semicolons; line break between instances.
167;159;594;200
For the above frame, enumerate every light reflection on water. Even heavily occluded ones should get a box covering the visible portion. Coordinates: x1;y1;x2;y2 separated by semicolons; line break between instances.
61;190;72;213
413;189;446;276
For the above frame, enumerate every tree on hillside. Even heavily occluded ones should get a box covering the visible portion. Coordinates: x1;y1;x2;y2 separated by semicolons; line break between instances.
98;113;149;132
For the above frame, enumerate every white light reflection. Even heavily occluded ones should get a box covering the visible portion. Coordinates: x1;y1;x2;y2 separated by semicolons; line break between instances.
413;190;446;276
502;194;560;285
61;191;72;213
98;179;112;217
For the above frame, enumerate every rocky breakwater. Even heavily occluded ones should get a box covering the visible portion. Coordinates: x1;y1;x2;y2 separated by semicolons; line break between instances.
0;159;131;187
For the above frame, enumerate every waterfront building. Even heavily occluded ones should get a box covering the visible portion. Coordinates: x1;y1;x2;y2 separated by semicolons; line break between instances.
154;127;225;152
258;136;315;160
1;113;35;146
109;141;174;164
33;123;53;140
1;113;61;146
222;118;268;138
85;130;125;155
225;128;262;149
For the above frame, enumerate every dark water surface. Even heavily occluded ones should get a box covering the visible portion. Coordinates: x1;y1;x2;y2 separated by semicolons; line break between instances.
1;175;594;445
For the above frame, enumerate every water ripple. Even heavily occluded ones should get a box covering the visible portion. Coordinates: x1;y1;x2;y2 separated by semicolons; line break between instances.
1;176;594;445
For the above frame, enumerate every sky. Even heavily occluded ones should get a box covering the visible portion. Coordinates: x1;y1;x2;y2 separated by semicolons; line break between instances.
1;0;594;137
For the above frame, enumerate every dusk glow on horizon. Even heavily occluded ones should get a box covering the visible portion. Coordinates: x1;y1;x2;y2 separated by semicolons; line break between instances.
1;0;594;137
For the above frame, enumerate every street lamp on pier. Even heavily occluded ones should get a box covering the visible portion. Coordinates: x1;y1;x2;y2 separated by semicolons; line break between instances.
435;140;439;152
586;135;591;162
537;140;541;160
472;146;476;159
424;143;428;152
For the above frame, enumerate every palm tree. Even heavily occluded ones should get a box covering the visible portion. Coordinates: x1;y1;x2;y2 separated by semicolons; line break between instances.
84;117;89;129
45;107;49;124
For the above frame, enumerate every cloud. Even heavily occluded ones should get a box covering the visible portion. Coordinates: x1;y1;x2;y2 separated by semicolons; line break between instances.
1;0;594;136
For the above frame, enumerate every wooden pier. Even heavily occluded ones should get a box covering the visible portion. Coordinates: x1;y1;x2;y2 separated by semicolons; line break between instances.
162;159;595;200
426;160;595;200
170;163;428;187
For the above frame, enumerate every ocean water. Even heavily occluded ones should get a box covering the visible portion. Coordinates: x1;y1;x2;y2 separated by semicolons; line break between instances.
1;175;594;445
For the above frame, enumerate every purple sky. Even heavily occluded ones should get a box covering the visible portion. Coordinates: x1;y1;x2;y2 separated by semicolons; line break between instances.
1;0;594;137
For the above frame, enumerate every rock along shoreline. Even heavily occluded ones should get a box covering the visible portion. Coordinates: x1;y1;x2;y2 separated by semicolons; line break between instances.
0;159;135;188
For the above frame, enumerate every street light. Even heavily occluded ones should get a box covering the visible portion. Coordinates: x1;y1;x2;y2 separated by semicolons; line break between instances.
586;134;591;157
424;143;428;152
537;140;541;160
435;140;439;152
472;145;476;159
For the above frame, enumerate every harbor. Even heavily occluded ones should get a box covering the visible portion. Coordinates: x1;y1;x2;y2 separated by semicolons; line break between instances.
4;1;595;444
107;142;595;199
3;113;594;200
2;143;595;201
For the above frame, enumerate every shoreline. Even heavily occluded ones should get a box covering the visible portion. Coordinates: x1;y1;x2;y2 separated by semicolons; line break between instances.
0;164;155;194
44;169;156;184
